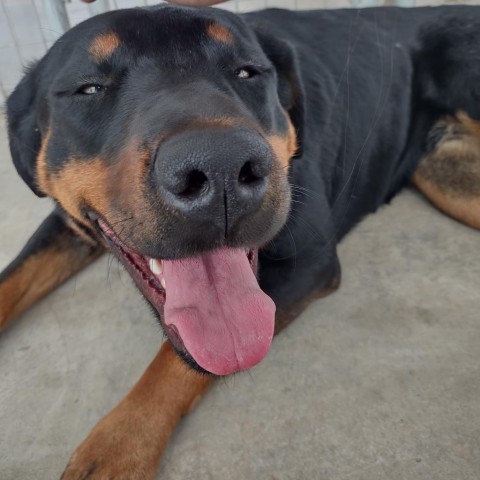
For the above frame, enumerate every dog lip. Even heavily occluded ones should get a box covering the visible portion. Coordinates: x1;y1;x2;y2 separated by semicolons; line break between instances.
96;217;191;357
97;218;166;296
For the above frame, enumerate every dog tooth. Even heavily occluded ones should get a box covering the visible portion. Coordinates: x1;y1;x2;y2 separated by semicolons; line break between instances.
161;278;166;289
148;258;155;273
149;258;163;275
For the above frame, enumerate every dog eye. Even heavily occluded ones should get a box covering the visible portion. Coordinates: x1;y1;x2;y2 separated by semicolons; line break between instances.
235;67;256;79
77;84;105;95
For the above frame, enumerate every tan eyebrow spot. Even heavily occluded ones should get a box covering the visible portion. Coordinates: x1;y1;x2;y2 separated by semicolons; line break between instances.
89;32;121;62
206;23;233;44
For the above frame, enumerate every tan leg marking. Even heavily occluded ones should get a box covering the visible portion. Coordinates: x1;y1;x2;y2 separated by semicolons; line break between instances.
60;275;341;480
412;112;480;230
1;248;77;330
0;221;102;331
61;342;213;480
60;257;339;478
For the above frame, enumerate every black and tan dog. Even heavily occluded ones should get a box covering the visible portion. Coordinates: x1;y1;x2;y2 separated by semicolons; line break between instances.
1;4;480;478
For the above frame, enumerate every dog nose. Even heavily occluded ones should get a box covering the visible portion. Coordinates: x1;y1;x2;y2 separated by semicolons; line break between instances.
155;128;273;234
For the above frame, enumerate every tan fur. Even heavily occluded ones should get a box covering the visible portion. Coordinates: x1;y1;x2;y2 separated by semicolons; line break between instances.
0;242;101;331
206;23;233;44
265;115;298;168
37;118;295;250
37;136;153;239
61;342;213;480
412;178;480;230
89;32;121;62
60;273;340;480
413;112;480;230
65;217;98;246
458;111;480;138
41;156;112;222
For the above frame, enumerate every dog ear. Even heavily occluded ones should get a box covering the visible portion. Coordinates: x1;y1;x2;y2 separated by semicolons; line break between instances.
7;61;47;197
253;28;305;158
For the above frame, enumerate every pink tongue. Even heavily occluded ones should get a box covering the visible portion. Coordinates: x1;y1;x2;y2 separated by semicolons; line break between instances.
162;248;275;375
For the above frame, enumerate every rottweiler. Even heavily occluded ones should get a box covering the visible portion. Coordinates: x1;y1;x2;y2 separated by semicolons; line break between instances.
1;4;480;478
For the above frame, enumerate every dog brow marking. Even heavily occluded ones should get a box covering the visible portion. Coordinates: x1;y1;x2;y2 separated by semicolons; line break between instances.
206;23;233;44
89;32;121;61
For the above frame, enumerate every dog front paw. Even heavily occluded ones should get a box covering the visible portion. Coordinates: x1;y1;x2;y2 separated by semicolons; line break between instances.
60;407;162;480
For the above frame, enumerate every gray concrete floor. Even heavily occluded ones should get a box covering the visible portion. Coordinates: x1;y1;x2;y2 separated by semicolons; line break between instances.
0;113;479;480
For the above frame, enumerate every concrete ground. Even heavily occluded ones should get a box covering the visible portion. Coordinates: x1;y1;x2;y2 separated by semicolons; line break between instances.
0;112;479;480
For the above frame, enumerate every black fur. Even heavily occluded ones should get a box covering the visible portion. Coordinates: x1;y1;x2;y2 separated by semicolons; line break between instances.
414;13;480;119
7;61;47;197
6;3;480;349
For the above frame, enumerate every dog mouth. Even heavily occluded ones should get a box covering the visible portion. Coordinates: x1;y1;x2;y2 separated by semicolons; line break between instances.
97;218;276;376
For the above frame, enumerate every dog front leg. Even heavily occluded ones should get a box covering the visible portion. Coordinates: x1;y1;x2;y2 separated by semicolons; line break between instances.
61;341;213;480
0;209;103;331
60;252;341;480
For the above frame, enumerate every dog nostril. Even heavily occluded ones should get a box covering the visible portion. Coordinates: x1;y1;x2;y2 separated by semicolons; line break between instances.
239;161;263;186
179;170;209;198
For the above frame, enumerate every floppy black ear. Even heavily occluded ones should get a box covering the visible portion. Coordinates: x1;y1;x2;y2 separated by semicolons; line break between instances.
253;28;305;158
6;61;47;197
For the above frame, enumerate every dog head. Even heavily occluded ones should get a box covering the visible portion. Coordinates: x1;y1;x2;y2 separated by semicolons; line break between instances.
7;5;305;375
